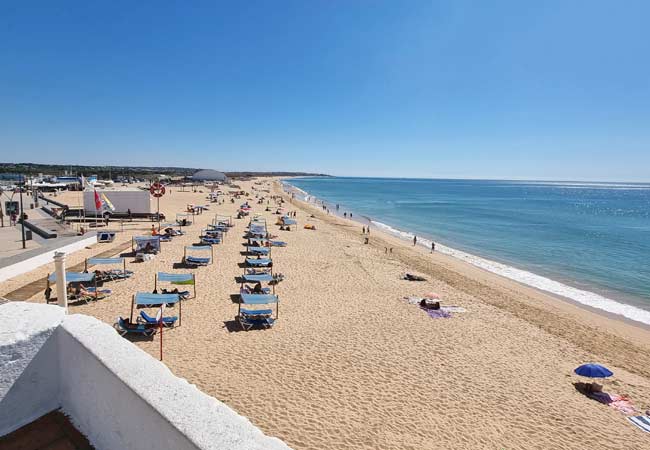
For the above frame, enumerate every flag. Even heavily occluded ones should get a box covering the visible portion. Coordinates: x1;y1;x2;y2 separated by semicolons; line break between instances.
94;189;102;210
101;193;115;211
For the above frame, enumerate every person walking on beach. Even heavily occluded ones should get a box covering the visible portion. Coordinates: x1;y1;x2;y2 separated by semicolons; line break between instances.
362;226;365;234
431;241;435;253
344;212;347;218
413;235;417;246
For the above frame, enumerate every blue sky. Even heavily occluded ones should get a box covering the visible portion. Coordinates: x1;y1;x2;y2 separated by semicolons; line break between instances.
1;1;649;181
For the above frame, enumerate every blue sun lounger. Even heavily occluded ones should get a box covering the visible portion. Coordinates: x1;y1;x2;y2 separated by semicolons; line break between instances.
183;245;213;266
114;317;155;337
247;246;270;255
138;311;178;327
238;293;279;330
200;236;221;245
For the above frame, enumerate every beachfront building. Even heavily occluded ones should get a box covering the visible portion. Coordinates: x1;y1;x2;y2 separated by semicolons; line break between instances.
192;169;228;183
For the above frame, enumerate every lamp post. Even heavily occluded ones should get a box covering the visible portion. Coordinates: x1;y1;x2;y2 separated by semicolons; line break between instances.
19;174;26;249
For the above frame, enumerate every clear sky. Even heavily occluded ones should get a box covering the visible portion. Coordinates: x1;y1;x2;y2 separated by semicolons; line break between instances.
1;1;649;181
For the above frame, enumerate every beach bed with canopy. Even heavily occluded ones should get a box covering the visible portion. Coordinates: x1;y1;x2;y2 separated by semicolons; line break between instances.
238;293;279;330
214;215;233;227
46;271;109;303
132;236;161;254
154;272;196;298
131;292;182;326
84;257;131;282
183;245;213;266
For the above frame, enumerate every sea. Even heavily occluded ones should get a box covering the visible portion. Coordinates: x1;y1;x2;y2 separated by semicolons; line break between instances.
284;177;650;325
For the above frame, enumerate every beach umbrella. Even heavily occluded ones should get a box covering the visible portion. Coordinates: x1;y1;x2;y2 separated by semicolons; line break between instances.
424;292;440;300
574;363;613;378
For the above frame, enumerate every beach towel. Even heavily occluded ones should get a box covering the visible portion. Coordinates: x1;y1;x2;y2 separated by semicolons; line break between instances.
628;416;650;433
609;394;638;415
440;306;467;313
423;309;451;319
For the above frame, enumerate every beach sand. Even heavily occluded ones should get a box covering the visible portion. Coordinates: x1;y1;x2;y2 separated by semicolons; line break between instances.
4;179;650;449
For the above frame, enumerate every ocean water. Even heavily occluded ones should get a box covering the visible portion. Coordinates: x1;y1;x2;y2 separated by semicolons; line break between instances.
285;177;650;325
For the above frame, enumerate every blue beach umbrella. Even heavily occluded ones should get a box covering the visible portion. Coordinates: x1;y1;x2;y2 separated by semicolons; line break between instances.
574;363;613;378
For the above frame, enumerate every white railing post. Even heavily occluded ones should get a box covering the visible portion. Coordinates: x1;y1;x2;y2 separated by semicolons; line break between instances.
53;252;67;312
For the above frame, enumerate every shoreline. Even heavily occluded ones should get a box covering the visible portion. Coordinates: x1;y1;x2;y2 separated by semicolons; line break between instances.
281;178;650;328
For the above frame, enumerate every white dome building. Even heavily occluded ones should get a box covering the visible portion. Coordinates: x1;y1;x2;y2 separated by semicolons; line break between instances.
192;169;228;182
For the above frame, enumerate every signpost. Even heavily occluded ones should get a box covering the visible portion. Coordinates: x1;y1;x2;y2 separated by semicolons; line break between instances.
150;181;165;231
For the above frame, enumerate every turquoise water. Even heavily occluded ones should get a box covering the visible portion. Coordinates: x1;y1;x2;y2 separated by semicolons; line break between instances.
286;177;650;324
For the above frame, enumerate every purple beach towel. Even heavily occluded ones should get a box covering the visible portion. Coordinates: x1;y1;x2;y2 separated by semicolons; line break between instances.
422;308;452;319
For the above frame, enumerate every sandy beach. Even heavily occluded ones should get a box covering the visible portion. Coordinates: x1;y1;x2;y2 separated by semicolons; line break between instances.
3;178;650;450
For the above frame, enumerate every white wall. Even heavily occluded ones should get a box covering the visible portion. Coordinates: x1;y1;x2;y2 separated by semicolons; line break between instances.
0;303;65;436
0;235;97;283
0;304;292;450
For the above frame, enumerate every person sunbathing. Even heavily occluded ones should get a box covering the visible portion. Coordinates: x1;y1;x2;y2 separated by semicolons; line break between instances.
420;299;440;310
252;282;264;294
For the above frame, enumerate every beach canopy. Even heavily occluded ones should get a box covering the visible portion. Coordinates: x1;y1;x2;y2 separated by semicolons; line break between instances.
48;272;95;283
157;272;195;284
245;257;272;266
133;236;161;253
242;273;274;283
240;293;278;304
132;292;183;325
134;292;181;306
574;363;613;378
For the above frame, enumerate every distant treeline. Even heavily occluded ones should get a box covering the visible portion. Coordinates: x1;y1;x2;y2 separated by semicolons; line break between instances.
0;163;328;179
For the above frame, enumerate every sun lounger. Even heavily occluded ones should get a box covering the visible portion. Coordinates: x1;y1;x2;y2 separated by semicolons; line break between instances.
248;246;270;255
114;317;155;337
238;315;275;330
186;256;211;265
138;311;178;327
240;308;273;318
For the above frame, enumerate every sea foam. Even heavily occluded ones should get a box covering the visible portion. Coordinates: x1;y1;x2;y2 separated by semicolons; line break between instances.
370;220;650;326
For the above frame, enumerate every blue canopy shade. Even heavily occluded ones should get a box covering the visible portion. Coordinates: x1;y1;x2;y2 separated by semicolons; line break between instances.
245;258;272;266
157;272;194;284
240;293;278;304
248;246;270;254
574;363;613;378
185;245;212;252
242;273;274;283
48;272;95;283
88;257;124;265
281;217;297;225
134;292;181;306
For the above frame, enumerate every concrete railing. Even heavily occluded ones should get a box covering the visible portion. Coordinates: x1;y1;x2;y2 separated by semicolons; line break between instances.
20;218;58;239
0;303;291;450
0;235;97;283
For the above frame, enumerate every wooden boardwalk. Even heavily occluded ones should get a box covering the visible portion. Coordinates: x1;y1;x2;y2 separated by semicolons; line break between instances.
4;241;133;301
